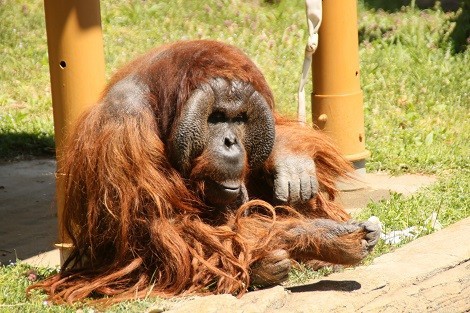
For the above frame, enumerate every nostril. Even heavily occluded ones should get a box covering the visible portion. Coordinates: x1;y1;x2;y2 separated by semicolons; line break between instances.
224;137;237;147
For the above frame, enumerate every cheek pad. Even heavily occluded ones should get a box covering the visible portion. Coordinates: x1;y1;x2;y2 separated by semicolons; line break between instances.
245;91;275;168
169;86;214;175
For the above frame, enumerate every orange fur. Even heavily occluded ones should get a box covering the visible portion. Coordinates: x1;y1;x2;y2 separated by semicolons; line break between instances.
28;40;365;305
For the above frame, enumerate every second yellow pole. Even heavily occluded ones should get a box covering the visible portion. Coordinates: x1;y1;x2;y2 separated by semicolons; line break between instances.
312;0;369;168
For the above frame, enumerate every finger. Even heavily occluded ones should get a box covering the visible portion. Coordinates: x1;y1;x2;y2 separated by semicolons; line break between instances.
270;249;290;260
363;220;382;233
300;172;312;202
272;259;291;277
339;222;362;235
274;174;289;202
289;179;301;203
310;175;319;195
366;234;380;249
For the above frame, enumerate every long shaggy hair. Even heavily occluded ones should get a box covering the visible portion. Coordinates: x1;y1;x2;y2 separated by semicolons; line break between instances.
28;40;353;304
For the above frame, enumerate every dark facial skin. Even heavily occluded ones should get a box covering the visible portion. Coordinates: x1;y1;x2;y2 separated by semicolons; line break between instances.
169;78;275;208
203;80;249;205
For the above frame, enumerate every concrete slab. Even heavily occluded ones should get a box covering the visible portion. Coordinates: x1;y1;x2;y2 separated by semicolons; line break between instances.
338;172;437;212
0;159;57;265
21;248;60;268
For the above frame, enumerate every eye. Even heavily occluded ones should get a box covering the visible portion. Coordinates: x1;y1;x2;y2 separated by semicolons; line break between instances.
208;111;227;124
233;112;248;124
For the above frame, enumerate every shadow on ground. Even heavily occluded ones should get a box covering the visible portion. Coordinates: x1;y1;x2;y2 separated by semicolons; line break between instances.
0;133;55;161
287;280;362;293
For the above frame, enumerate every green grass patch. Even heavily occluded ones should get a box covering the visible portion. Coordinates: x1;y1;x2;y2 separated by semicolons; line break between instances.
0;263;68;313
358;6;470;173
287;264;336;286
0;263;167;312
0;0;53;160
0;0;468;310
0;263;166;313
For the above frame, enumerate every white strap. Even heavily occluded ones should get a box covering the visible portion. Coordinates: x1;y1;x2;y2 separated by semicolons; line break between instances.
298;0;322;123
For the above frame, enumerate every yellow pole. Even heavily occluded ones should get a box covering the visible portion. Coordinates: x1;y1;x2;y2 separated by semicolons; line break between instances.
43;0;105;262
312;0;369;169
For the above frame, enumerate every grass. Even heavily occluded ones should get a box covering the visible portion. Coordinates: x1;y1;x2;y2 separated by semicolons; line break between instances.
359;6;470;173
0;0;469;311
0;263;166;313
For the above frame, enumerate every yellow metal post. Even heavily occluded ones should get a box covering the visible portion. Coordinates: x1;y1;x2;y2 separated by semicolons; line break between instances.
312;0;369;169
43;0;105;262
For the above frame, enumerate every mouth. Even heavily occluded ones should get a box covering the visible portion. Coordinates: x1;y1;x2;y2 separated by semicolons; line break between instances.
204;180;242;205
219;181;241;194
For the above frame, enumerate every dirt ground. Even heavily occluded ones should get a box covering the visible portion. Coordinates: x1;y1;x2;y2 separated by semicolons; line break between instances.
1;159;468;312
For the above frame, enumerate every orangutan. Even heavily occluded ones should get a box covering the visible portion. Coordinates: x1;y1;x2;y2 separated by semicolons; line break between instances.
29;40;379;304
